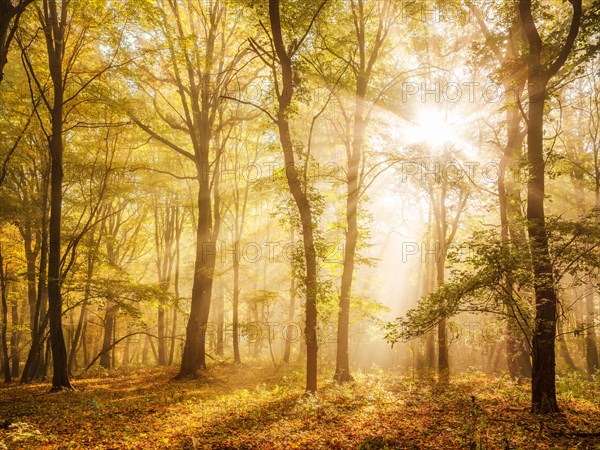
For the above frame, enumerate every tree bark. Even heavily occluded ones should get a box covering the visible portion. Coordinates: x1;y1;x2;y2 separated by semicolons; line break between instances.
526;81;559;412
177;173;216;377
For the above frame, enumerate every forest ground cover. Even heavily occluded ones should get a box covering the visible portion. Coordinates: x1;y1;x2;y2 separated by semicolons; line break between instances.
0;364;598;449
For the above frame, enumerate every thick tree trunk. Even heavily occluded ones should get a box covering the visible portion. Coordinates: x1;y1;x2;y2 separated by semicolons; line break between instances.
47;103;72;391
519;0;581;414
177;173;216;378
43;0;73;392
526;83;558;413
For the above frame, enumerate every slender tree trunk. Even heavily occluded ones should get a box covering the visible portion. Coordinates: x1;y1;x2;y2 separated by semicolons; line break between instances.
436;255;449;382
68;248;93;373
585;278;599;377
82;320;89;367
499;93;532;379
283;260;296;364
586;187;600;377
169;227;181;366
99;302;116;369
232;253;241;363
142;335;149;365
215;282;224;357
557;318;577;371
424;222;436;372
158;296;166;365
269;0;319;393
10;297;19;378
0;250;11;382
121;324;130;367
21;171;49;383
22;225;38;342
334;127;359;382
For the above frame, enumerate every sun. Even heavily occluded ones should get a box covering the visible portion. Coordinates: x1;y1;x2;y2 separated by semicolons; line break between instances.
406;108;456;148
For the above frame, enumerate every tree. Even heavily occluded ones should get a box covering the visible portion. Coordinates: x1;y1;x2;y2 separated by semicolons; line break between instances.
129;0;247;377
262;0;327;393
314;0;400;383
519;0;582;413
0;0;34;83
39;0;74;391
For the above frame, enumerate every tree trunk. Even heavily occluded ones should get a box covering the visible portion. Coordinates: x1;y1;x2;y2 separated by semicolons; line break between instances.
232;254;241;363
519;0;581;414
269;0;319;394
157;295;167;365
68;247;93;373
177;173;216;377
215;282;224;357
334;118;360;383
585;278;599;377
169;242;180;366
0;250;11;383
436;230;449;381
557;318;577;371
22;224;38;342
99;302;116;369
499;92;532;380
526;82;559;413
44;0;73;392
10;297;19;378
21;170;49;383
0;0;34;83
283;265;296;364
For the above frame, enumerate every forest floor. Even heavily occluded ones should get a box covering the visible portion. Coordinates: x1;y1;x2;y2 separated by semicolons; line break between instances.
0;364;598;449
